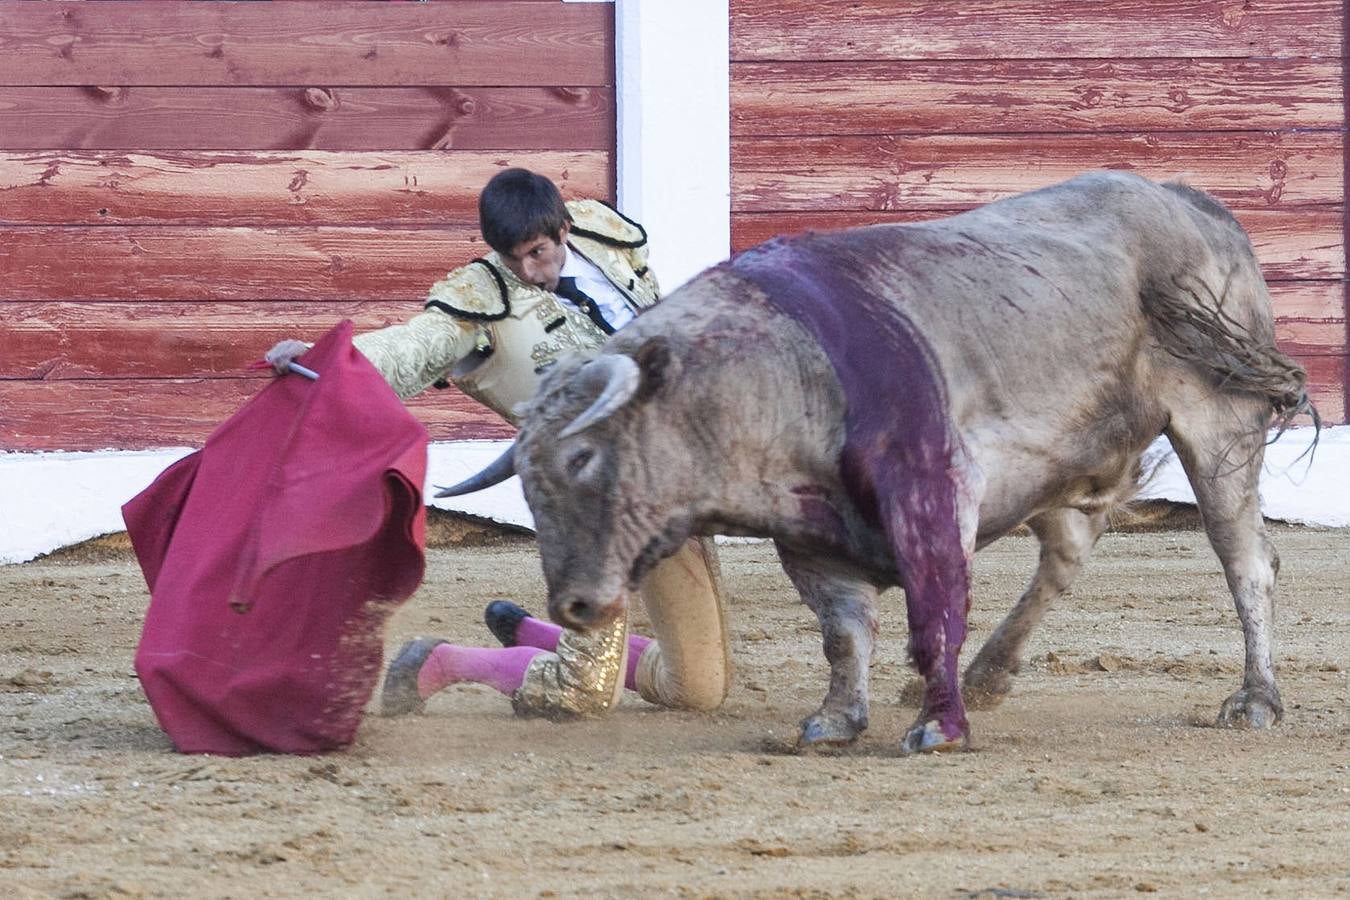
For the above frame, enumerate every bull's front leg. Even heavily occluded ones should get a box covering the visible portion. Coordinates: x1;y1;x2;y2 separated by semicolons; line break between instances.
777;545;878;747
898;559;972;754
887;465;982;755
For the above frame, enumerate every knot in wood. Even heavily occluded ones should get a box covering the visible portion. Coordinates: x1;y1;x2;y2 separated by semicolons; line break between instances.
449;91;476;117
551;87;591;104
85;86;126;104
303;88;339;112
1167;88;1192;112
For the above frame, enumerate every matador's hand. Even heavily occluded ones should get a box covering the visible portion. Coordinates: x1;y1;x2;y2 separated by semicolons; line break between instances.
264;339;311;375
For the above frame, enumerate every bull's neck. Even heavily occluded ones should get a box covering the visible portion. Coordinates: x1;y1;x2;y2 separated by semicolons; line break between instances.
693;437;896;580
640;273;897;576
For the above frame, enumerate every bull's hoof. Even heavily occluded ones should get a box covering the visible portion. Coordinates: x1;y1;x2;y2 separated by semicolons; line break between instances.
899;719;968;755
961;684;1009;711
961;657;1015;710
797;710;867;748
961;674;1013;711
1217;686;1283;729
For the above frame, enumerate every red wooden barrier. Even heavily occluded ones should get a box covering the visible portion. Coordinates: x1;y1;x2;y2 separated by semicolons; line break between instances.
0;2;613;86
0;380;515;452
734;60;1341;136
0;87;613;152
731;1;1341;60
3;2;1345;448
733;209;1345;282
729;0;1347;422
0;150;610;226
0;2;616;451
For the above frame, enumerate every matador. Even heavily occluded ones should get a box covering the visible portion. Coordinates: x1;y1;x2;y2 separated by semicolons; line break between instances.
267;168;731;718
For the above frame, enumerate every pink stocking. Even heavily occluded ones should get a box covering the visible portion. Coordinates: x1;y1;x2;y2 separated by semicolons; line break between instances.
416;644;541;699
513;616;564;652
625;632;652;691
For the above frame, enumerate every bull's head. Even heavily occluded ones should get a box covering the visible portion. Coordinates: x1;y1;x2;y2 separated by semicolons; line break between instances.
439;336;694;631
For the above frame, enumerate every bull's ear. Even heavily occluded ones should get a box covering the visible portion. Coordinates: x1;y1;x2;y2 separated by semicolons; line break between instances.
633;336;679;402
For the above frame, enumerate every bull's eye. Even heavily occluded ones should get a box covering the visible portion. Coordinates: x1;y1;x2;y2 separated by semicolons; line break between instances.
565;447;595;477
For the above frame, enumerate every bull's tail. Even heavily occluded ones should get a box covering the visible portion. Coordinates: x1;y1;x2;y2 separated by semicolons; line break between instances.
1141;270;1320;444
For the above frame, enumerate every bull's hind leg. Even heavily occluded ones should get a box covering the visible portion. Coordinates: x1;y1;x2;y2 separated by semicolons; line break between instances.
777;546;879;747
963;507;1111;709
1166;408;1283;728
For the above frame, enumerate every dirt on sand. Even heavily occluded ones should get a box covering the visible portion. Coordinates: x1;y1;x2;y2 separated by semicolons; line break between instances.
2;514;1348;898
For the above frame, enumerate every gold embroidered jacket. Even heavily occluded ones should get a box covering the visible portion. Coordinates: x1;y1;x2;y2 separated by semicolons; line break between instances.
353;200;659;422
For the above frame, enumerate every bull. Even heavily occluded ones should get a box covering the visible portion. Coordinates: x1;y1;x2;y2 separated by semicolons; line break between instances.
443;172;1313;753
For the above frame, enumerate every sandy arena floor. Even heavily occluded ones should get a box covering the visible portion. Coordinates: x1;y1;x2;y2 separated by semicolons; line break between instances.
1;518;1348;898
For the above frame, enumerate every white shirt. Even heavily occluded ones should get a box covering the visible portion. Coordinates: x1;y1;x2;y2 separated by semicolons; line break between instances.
557;245;636;331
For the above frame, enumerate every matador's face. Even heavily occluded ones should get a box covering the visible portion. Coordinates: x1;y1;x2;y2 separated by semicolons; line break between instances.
500;222;571;293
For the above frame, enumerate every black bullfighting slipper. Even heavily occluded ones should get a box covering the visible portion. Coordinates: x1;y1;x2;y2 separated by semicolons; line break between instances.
483;600;531;647
380;637;448;717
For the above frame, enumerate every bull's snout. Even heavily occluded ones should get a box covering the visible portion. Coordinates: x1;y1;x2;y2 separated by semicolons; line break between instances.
549;592;623;631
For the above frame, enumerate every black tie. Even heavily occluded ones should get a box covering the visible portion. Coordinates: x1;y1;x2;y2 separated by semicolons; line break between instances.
554;276;615;335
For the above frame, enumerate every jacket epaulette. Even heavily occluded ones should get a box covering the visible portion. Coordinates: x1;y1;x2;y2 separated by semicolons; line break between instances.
423;258;510;321
567;199;648;249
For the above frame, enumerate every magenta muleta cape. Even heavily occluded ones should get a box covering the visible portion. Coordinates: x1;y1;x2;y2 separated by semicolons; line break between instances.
123;321;428;755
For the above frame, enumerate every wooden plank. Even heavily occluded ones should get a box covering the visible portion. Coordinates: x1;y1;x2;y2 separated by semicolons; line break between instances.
1277;320;1347;356
0;86;614;151
2;356;1338;452
732;132;1344;212
1343;0;1349;430
732;59;1342;135
0;379;515;452
733;210;962;246
1298;354;1347;423
1268;281;1350;322
1;300;421;380
1243;211;1347;282
731;0;1341;60
0;1;613;87
0;226;490;303
0;150;612;226
732;209;1345;281
3;284;1340;381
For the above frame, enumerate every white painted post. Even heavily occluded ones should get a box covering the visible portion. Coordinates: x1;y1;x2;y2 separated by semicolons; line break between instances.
615;0;731;290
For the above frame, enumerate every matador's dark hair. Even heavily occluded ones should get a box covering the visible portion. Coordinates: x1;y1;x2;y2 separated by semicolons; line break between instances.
478;168;572;255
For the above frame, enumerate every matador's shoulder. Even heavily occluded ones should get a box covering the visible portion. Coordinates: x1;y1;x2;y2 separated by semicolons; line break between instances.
566;199;648;249
424;257;512;321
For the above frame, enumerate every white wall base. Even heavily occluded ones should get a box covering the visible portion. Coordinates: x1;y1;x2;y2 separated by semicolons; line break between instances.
0;442;532;565
2;427;1345;565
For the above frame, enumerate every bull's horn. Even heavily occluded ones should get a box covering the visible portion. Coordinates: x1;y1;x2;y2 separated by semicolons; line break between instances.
433;444;516;497
558;355;641;439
